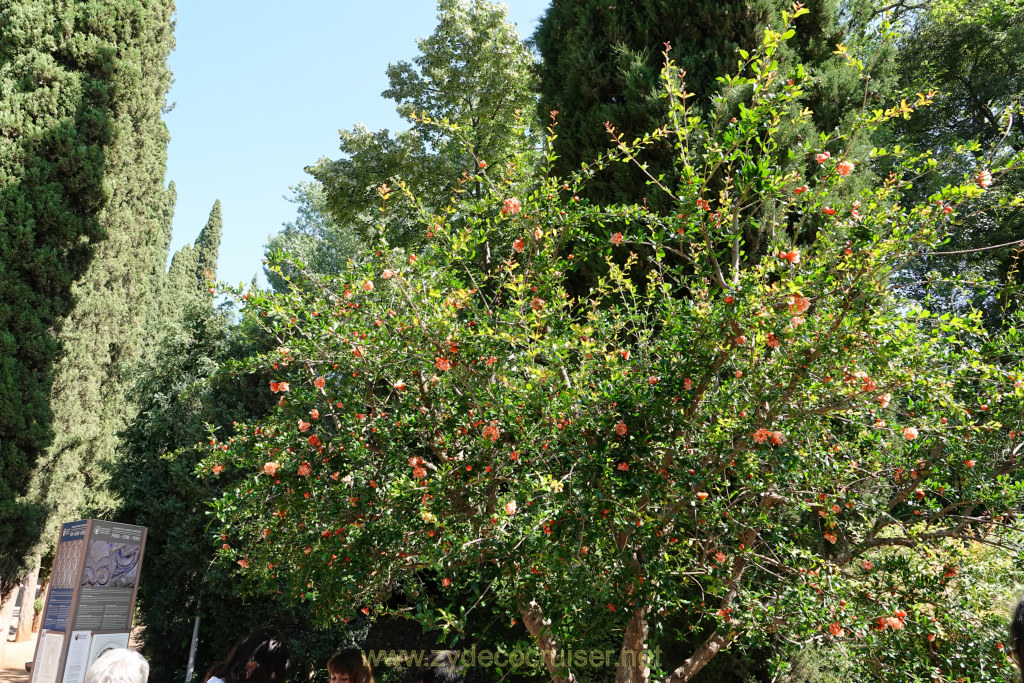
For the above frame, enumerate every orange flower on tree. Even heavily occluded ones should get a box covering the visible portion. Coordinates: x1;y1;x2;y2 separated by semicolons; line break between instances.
436;357;452;371
263;461;280;477
501;197;522;215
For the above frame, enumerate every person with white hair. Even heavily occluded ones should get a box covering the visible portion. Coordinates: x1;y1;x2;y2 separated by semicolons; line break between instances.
84;648;149;683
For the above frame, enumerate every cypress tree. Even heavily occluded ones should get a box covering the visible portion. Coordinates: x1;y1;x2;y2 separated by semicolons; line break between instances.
166;199;223;304
195;199;222;290
533;0;854;208
2;0;178;569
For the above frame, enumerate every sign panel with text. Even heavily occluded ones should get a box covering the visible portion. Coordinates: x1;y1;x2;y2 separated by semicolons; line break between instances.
29;520;147;683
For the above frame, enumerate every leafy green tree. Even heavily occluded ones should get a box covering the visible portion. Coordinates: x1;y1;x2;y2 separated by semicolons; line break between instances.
308;0;538;249
0;0;175;589
265;182;364;293
887;0;1024;322
200;18;1024;683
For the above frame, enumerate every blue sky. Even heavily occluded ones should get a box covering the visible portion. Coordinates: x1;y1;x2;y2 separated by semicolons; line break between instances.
165;1;550;288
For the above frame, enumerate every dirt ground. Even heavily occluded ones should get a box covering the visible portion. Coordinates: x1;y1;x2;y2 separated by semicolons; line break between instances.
0;637;35;683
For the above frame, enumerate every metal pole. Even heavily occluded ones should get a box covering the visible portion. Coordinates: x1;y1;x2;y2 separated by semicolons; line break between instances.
184;601;201;683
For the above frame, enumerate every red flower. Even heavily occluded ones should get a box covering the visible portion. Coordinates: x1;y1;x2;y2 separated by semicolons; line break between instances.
310;408;320;420
513;238;525;253
501;198;522;215
615;421;628;436
413;466;427;478
836;160;855;176
977;169;992;188
697;491;709;502
816;151;831;164
794;185;809;195
442;578;451;587
381;269;395;280
362;280;374;292
482;423;500;442
829;622;844;637
308;435;322;447
212;464;224;475
478;160;487;169
611;232;624;246
822;207;837;215
393;380;406;391
616;461;630;471
436;357;452;371
297;462;312;477
778;250;801;264
903;427;918;440
263;461;279;476
788;295;810;314
298;420;310;432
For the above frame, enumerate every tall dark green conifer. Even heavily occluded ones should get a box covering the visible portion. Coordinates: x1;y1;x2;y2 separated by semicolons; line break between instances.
166;199;223;305
0;0;177;581
195;199;222;289
533;0;855;207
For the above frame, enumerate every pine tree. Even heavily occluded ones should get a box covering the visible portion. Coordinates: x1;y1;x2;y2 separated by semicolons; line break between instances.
7;0;177;570
533;0;855;208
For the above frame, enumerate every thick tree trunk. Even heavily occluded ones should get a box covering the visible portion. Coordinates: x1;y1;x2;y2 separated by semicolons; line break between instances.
520;600;576;683
615;606;651;683
32;579;48;633
15;561;40;641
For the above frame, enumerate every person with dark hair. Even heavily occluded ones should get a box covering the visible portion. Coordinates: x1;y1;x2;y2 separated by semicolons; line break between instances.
418;651;464;683
204;628;291;683
326;649;374;683
1012;596;1024;683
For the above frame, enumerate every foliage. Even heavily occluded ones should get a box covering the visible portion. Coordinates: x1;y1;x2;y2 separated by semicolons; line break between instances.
0;0;175;588
886;0;1024;324
266;182;365;293
308;0;538;250
167;199;224;304
532;0;867;211
198;13;1024;683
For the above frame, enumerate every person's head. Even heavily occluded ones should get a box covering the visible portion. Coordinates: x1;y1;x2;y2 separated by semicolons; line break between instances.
84;648;149;683
1012;595;1024;683
205;628;291;683
327;649;374;683
417;651;464;683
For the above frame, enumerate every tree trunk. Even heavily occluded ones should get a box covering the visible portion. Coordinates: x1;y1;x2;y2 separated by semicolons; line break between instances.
520;600;576;683
0;587;18;661
32;579;48;633
664;631;736;683
15;560;40;641
615;606;651;683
